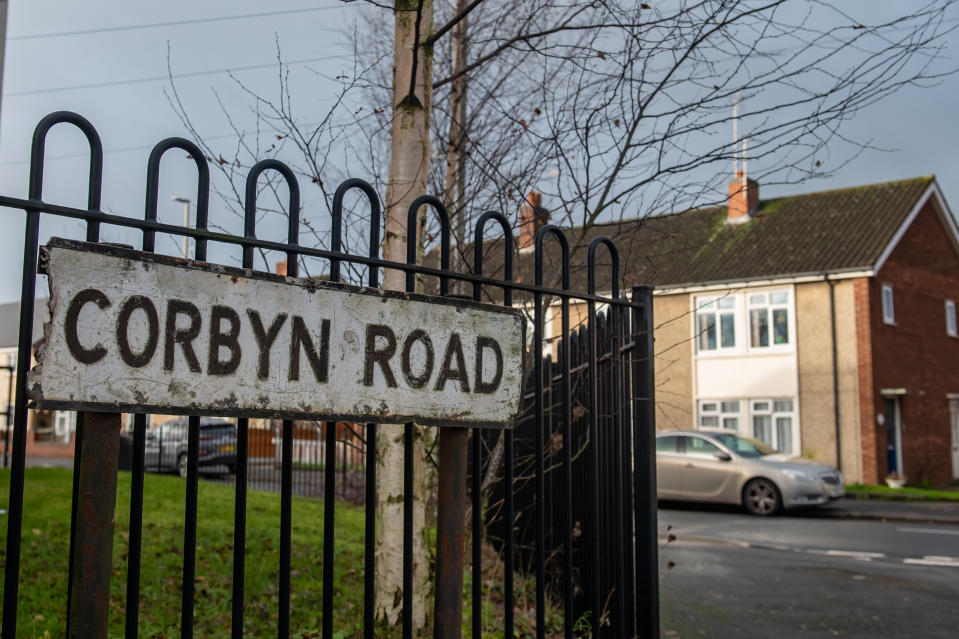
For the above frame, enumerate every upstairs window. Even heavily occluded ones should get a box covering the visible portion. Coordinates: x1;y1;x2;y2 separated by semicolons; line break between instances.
947;300;957;337
695;295;736;352
748;291;790;348
882;284;895;325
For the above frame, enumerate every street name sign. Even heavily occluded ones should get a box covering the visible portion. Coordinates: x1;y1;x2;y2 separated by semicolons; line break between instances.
29;239;526;427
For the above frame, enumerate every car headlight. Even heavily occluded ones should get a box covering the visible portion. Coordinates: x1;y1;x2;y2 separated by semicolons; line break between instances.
782;469;815;483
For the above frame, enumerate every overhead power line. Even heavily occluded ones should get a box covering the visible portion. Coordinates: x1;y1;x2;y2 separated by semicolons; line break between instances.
5;54;350;97
0;119;327;166
8;6;345;41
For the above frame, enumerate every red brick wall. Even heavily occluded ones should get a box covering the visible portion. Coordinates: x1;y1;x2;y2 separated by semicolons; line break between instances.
868;198;959;485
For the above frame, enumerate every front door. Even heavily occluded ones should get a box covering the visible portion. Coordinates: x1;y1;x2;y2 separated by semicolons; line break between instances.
950;399;959;479
883;397;903;476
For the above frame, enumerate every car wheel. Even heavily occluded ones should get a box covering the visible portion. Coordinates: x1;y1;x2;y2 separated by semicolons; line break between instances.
177;453;189;479
743;478;781;516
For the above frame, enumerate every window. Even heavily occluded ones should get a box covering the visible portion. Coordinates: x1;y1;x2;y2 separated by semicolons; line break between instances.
695;295;737;352
656;435;682;453
882;284;895;325
683;435;723;457
947;300;957;337
698;400;741;430
748;291;790;348
53;411;76;444
751;398;795;453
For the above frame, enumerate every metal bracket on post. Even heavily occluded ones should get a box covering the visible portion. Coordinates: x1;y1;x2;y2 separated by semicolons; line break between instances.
434;426;469;639
68;411;121;639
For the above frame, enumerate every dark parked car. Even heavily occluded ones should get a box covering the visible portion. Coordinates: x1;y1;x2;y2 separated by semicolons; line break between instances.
145;418;237;477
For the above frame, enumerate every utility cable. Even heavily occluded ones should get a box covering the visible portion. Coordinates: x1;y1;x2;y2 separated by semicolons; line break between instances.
5;54;350;97
8;6;345;41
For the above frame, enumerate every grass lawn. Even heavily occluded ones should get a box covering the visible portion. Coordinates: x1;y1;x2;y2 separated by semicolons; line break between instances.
0;467;370;638
846;483;959;501
0;468;557;638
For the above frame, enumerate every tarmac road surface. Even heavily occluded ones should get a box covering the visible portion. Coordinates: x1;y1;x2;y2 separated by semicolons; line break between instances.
658;501;959;638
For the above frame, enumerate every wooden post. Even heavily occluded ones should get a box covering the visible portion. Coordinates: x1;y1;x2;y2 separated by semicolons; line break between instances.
69;411;121;639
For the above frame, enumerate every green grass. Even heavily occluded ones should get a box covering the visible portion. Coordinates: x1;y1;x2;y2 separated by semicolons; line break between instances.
0;469;558;638
846;483;959;501
0;467;368;638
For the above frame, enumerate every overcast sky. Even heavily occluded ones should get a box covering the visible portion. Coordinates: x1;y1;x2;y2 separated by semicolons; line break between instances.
1;0;959;303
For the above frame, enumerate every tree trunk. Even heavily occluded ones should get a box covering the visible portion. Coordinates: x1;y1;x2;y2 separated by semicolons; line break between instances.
443;0;469;292
376;0;435;630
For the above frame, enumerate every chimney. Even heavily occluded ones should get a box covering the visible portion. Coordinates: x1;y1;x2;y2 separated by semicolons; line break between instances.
275;260;287;276
727;171;758;223
518;190;550;250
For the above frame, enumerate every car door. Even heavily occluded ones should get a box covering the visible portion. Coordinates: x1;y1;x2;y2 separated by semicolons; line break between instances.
163;420;187;469
144;427;160;470
655;435;684;499
678;435;740;503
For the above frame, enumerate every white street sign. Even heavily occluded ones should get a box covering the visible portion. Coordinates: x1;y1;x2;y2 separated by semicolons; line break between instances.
29;239;526;427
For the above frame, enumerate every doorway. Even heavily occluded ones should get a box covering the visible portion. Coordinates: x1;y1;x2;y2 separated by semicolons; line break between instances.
883;397;903;476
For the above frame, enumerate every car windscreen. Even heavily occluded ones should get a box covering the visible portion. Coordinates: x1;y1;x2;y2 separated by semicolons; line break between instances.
710;433;776;458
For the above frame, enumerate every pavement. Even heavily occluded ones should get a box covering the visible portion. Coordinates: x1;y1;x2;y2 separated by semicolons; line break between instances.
810;496;959;525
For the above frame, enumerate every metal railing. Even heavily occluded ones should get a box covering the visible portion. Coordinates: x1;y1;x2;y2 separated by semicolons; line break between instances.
0;110;658;638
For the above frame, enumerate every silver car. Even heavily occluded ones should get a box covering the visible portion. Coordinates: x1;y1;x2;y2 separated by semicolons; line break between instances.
656;430;844;515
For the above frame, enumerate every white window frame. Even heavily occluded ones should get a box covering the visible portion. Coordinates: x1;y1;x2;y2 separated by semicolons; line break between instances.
946;300;957;337
749;398;797;454
53;411;77;444
882;284;895;325
697;399;743;431
694;295;739;355
747;290;793;351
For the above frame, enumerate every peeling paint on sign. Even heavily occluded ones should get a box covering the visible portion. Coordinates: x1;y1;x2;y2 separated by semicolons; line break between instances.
29;239;526;428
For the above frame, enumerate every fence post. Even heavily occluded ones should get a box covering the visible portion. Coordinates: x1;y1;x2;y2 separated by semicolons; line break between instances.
631;286;659;637
434;426;469;639
68;411;121;639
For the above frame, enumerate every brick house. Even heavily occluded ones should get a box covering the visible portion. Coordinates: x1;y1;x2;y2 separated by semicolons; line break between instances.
0;298;79;459
517;175;959;486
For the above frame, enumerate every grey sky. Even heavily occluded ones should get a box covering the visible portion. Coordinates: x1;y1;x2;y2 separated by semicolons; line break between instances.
1;1;958;303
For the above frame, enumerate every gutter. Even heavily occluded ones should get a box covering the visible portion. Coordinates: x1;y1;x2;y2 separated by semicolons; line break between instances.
826;274;842;472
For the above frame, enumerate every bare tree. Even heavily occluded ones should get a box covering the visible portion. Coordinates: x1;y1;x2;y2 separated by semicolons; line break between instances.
168;0;955;631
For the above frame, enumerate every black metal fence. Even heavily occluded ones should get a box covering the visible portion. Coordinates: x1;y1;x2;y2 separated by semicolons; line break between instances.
123;419;367;501
0;111;657;638
485;301;647;635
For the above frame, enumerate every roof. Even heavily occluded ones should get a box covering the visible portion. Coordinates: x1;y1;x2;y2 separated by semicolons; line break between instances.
607;175;937;288
0;299;49;349
455;175;941;296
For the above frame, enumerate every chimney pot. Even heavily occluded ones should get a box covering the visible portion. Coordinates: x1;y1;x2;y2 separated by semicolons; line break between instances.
519;190;550;249
727;176;759;223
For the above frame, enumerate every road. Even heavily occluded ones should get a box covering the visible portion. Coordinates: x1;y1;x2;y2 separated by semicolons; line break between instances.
657;502;959;638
